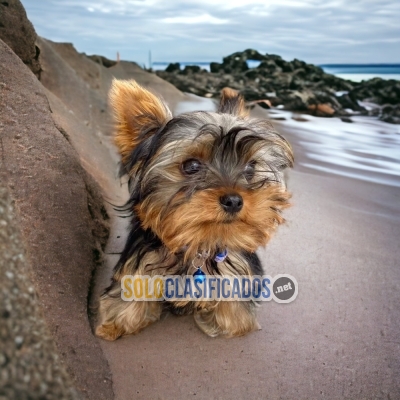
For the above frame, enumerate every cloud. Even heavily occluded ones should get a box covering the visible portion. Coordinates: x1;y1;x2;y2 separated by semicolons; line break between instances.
21;0;400;65
162;14;228;25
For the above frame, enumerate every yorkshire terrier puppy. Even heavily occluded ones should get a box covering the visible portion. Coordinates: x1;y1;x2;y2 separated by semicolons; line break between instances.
96;80;293;340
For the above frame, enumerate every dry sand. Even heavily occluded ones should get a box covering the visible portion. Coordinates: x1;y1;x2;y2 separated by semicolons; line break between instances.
96;102;400;399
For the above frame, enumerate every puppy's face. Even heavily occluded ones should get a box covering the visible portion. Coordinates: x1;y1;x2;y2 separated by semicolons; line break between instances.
110;81;293;259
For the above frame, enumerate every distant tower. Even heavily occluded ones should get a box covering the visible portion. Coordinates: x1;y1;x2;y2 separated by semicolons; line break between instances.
149;50;152;70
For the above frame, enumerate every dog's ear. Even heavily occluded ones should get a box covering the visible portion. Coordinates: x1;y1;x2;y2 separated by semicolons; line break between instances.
218;87;249;118
109;79;172;163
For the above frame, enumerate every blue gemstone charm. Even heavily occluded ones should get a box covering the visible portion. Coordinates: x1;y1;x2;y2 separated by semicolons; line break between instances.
193;268;206;283
214;249;228;263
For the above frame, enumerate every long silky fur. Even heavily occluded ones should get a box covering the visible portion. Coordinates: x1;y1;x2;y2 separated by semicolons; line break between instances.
96;80;293;341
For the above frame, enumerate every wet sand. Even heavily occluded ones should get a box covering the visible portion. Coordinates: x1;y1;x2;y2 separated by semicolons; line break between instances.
94;102;400;399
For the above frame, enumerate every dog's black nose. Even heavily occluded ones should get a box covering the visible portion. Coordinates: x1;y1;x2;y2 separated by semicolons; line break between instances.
220;193;243;214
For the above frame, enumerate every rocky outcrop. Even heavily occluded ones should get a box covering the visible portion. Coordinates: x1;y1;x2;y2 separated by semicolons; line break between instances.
380;104;400;124
157;49;357;115
0;173;79;400
0;0;41;77
348;77;400;105
157;49;400;123
0;39;113;399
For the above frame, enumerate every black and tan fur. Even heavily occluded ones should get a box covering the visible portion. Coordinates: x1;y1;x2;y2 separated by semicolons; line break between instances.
96;80;293;340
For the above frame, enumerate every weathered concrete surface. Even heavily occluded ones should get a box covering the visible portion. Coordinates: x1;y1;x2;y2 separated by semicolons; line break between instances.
0;0;41;77
0;39;112;399
0;173;79;399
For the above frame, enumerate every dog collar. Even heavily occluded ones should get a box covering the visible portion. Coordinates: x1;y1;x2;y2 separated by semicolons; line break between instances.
192;249;228;282
191;249;228;265
192;252;207;282
214;249;228;263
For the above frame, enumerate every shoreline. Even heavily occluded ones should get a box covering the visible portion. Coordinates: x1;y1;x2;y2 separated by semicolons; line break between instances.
175;94;400;188
269;109;400;188
151;61;400;82
153;50;400;125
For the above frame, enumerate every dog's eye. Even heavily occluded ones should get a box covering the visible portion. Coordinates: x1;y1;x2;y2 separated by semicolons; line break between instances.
243;161;256;181
181;159;202;175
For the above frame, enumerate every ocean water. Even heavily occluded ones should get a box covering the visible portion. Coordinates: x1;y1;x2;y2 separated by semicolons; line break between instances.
270;109;400;188
175;94;400;188
152;61;400;81
320;64;400;82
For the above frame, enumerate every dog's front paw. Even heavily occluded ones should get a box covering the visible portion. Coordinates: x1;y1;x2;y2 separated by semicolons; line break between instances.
95;323;124;341
194;301;259;338
165;302;194;316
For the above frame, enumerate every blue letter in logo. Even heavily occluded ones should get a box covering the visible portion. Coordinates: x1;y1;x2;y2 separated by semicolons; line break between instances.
262;278;271;299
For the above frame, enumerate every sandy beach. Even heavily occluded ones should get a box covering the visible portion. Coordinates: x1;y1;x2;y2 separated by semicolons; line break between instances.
95;99;400;399
1;8;399;397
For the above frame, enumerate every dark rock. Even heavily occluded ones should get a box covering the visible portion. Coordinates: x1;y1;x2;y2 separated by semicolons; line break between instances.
180;65;202;75
274;89;310;111
239;87;263;101
223;48;265;65
275;58;295;73
368;107;381;117
165;62;180;73
221;52;249;73
210;62;223;73
349;78;400;105
336;94;367;113
155;49;399;122
0;0;41;77
308;91;343;112
257;60;281;74
316;74;354;91
270;116;287;121
244;69;261;79
379;104;400;124
156;70;212;96
341;117;353;123
241;48;265;60
292;115;309;122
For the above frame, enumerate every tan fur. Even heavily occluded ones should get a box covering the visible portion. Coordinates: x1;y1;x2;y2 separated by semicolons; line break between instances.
96;79;293;340
109;79;172;163
219;87;249;118
96;300;162;341
96;264;163;341
137;185;290;260
194;301;259;337
97;250;259;339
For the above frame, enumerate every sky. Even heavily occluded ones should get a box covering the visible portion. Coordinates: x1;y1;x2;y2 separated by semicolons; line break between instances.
22;0;400;67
